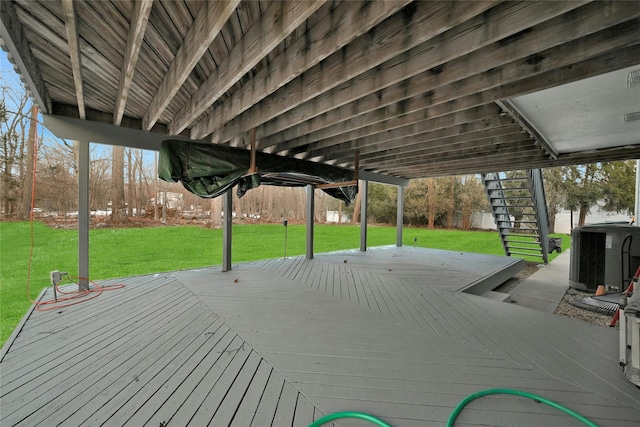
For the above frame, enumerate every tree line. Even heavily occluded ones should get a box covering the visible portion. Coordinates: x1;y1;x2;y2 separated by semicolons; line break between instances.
1;81;635;229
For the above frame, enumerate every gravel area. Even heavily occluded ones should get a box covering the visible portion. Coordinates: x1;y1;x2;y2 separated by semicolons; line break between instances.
500;262;619;329
554;288;618;329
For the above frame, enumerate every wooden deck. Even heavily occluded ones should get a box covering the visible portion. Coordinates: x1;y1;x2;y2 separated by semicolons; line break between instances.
1;246;639;426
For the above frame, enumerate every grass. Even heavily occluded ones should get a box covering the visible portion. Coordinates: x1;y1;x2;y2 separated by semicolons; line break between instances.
0;221;570;346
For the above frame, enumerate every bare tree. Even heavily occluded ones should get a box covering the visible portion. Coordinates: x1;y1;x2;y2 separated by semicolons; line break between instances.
89;151;111;212
460;175;487;230
110;146;126;222
427;178;436;229
19;104;38;219
351;191;362;224
0;88;29;217
37;143;77;216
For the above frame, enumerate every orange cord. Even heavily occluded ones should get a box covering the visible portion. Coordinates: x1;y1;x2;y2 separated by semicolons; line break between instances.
33;275;125;312
25;125;125;312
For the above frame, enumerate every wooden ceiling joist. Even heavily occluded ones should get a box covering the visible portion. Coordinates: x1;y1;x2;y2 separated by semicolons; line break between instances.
142;0;240;131
5;1;639;181
189;0;413;140
266;2;638;157
0;1;51;113
169;0;326;135
208;0;502;146
294;21;640;168
114;0;153;126
61;0;85;119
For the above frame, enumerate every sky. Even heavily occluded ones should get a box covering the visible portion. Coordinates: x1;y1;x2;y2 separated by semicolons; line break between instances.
1;48;64;147
1;48;156;165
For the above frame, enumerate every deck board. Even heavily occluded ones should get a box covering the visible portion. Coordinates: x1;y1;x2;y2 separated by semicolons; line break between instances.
1;246;639;426
0;274;324;427
174;253;640;425
228;360;273;427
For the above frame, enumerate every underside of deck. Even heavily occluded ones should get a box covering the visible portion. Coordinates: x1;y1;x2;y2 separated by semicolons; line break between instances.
1;247;638;426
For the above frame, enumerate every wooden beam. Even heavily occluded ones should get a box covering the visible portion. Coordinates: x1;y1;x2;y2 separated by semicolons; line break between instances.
315;180;358;190
170;0;326;135
357;171;409;187
0;0;51;113
114;0;153;126
61;0;85;119
313;150;359;189
497;100;558;159
189;0;413;140
142;0;239;131
266;1;636;156
205;1;502;144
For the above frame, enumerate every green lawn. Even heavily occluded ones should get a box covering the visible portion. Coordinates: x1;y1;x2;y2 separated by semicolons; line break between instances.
0;221;569;346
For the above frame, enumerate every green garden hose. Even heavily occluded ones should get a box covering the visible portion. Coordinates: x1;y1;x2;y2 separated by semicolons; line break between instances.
309;411;393;427
446;388;599;427
309;388;600;427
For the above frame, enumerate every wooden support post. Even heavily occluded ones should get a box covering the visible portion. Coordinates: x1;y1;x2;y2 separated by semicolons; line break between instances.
313;150;360;190
77;140;90;290
360;179;368;252
354;150;359;181
222;189;233;272
397;185;404;247
306;184;314;260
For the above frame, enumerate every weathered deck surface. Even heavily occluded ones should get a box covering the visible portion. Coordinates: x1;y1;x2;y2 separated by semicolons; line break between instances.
1;246;638;426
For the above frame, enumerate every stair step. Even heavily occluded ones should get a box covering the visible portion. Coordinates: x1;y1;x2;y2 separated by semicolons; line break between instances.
481;290;511;303
505;240;542;246
495;209;536;213
488;187;531;192
508;251;545;259
507;246;543;252
489;196;533;201
491;196;533;207
504;234;540;239
484;177;528;183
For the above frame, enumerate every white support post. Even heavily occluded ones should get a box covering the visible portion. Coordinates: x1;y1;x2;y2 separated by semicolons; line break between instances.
77;140;90;290
397;185;404;247
306;184;314;260
360;179;368;252
222;189;233;272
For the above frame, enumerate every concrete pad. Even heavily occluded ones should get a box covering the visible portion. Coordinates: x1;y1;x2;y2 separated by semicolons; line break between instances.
508;250;571;313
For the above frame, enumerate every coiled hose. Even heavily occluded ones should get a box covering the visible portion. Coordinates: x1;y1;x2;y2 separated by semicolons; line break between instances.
309;388;600;427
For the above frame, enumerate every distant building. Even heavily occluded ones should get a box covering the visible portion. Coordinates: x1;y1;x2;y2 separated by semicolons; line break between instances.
326;210;350;223
474;201;632;234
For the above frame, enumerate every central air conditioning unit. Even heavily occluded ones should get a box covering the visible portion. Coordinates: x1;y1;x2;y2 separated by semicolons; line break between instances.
569;224;640;292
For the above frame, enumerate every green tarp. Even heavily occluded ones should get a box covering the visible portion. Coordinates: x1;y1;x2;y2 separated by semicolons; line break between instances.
159;139;358;204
